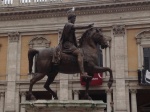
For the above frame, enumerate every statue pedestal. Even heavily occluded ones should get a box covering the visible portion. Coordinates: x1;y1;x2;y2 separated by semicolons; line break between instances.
21;100;106;112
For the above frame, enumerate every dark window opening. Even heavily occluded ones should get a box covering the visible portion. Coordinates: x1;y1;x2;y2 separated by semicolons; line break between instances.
26;91;52;100
137;89;150;112
143;48;150;70
98;45;103;67
79;90;106;102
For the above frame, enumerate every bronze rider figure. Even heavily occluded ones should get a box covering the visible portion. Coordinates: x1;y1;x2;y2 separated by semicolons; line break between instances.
59;9;94;78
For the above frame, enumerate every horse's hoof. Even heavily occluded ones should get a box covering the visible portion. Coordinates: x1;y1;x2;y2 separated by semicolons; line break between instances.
83;94;92;100
54;97;58;100
107;82;112;88
31;95;36;100
88;96;92;100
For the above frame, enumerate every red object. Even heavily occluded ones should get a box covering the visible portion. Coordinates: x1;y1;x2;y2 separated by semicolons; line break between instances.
80;73;103;86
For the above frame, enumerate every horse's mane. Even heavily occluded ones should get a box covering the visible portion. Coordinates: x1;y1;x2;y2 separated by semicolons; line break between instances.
79;28;94;47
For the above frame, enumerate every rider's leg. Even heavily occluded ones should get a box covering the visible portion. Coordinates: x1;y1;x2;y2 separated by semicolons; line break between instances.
73;49;91;78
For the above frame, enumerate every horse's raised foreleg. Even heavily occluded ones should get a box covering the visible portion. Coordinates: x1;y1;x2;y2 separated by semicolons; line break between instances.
28;73;45;100
93;66;113;88
44;74;58;100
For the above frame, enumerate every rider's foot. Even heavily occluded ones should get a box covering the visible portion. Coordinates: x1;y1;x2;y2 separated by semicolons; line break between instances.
81;73;92;78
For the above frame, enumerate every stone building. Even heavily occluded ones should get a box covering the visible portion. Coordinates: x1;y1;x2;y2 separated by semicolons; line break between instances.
0;0;150;112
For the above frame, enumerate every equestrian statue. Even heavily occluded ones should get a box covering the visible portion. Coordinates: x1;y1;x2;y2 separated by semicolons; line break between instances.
27;8;113;100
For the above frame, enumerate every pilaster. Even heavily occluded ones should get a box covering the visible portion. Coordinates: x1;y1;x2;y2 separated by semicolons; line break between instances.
0;92;5;112
112;25;127;112
5;32;20;112
20;92;26;112
15;86;20;112
130;89;137;112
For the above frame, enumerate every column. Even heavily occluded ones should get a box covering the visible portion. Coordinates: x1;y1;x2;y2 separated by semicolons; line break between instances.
0;92;5;112
126;88;130;112
106;41;110;68
102;49;106;77
5;32;20;112
106;41;110;77
73;90;79;100
113;88;116;111
59;73;69;100
20;92;26;112
136;39;141;68
130;89;137;112
113;25;127;112
106;89;112;112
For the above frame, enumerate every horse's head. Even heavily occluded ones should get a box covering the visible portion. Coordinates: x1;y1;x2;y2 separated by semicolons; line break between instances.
91;28;108;49
79;28;108;49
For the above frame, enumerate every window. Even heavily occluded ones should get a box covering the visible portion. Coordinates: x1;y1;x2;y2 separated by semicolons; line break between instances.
79;90;106;101
29;35;51;73
136;30;150;69
143;48;150;70
26;91;53;100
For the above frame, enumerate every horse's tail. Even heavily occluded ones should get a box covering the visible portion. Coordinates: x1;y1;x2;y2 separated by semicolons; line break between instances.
28;49;39;74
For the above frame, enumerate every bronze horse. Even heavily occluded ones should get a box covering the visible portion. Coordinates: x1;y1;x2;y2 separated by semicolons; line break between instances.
27;28;113;100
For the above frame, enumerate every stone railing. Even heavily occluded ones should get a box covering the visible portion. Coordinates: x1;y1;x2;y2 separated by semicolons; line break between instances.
0;0;145;7
0;0;63;6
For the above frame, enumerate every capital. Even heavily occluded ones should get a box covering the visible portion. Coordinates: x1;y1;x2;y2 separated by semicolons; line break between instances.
0;92;5;97
105;89;113;94
130;89;137;94
8;32;20;42
112;25;125;37
73;90;80;95
20;91;26;96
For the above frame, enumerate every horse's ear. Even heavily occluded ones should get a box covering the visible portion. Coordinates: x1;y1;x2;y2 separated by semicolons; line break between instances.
99;28;102;32
96;28;102;32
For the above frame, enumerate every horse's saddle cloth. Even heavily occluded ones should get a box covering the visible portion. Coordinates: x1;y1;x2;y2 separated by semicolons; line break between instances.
145;70;150;83
52;46;61;64
52;47;85;65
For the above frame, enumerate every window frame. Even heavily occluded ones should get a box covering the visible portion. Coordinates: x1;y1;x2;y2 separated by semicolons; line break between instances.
136;30;150;69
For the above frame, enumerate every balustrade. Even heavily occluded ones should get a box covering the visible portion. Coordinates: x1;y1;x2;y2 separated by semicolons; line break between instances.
0;0;63;6
0;0;130;7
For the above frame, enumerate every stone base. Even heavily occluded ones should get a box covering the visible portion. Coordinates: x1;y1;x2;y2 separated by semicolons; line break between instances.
21;100;106;112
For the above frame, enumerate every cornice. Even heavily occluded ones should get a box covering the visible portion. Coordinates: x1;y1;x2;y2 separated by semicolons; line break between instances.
0;1;150;21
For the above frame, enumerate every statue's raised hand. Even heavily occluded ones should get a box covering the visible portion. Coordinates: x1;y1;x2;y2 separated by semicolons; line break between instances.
88;23;94;28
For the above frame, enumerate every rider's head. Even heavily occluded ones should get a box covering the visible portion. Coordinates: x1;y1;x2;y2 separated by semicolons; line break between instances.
68;13;76;24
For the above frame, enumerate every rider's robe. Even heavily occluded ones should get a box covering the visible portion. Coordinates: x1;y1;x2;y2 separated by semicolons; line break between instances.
59;22;78;53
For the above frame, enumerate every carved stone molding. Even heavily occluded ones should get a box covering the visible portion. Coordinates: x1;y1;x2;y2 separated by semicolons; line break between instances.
8;32;20;42
130;89;137;94
73;90;80;95
0;1;150;21
112;25;125;37
136;30;150;44
20;91;26;96
29;35;51;48
105;89;113;94
0;92;5;97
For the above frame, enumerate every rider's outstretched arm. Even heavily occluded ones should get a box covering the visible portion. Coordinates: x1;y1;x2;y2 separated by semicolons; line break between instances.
73;23;94;30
